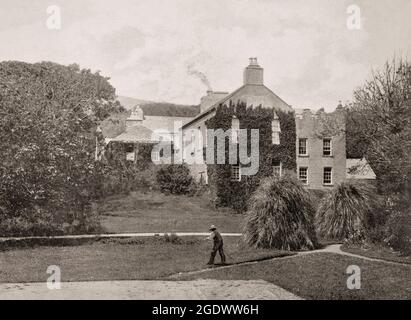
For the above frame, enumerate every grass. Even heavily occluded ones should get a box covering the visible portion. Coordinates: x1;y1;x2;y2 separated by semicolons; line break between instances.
98;190;243;233
341;243;410;265
175;252;411;300
0;236;290;283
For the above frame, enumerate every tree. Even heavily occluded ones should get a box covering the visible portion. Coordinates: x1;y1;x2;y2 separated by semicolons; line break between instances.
348;58;411;253
244;175;318;251
0;61;121;235
350;58;411;198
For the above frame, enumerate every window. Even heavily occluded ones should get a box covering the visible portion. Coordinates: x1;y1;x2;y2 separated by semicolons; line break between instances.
298;138;308;156
125;143;134;153
152;150;160;162
231;117;240;144
323;138;332;156
231;165;241;182
299;167;308;184
198;126;202;149
271;118;281;145
273;161;282;177
323;167;332;185
204;126;208;147
125;144;135;161
190;129;196;155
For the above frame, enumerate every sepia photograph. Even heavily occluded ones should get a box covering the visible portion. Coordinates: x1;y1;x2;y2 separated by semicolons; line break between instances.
0;0;410;307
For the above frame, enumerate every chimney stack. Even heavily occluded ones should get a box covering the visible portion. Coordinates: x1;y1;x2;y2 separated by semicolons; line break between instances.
244;57;263;85
126;106;144;127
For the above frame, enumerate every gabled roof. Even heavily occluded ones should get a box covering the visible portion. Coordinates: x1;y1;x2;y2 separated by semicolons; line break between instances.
181;86;246;129
110;124;160;144
182;84;291;129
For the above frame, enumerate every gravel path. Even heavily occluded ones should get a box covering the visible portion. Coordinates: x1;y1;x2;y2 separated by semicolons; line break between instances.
316;244;410;267
0;279;301;300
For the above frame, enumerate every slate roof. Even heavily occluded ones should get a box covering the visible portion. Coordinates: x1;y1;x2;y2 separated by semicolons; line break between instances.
143;116;193;133
182;84;291;129
109;124;160;144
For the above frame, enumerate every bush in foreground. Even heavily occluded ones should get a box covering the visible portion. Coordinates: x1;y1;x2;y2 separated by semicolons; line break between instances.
316;181;377;241
156;164;194;195
244;176;318;251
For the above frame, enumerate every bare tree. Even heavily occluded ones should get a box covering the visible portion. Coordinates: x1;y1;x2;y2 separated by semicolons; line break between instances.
350;58;411;201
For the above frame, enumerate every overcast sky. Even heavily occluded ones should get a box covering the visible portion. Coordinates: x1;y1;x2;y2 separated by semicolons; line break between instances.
0;0;410;110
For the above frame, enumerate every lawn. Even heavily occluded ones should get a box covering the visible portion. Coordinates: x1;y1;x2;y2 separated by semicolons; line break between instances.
341;244;410;265
0;236;290;283
98;190;243;233
174;252;411;300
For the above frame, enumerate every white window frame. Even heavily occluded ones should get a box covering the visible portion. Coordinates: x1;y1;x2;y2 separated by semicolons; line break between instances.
197;126;202;150
231;165;241;182
231;117;240;144
190;130;196;155
272;131;280;145
152;150;160;162
273;162;282;177
299;167;308;185
271;119;281;145
125;143;135;162
323;138;332;157
323;167;333;185
298;138;308;156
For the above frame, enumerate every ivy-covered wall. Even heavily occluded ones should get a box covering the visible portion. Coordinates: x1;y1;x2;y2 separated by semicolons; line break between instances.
205;101;296;213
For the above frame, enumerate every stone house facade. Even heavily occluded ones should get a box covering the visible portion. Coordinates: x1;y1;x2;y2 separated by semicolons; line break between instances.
182;58;347;190
295;108;346;190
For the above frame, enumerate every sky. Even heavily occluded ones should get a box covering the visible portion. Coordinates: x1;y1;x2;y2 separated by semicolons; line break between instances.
0;0;410;111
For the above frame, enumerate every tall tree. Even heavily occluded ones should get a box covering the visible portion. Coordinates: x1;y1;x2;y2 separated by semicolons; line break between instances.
350;59;411;200
0;61;121;235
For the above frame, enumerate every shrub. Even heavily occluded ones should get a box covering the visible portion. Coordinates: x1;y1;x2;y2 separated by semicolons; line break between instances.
244;175;318;251
156;164;193;194
343;229;367;246
0;206;102;237
384;198;411;255
92;159;159;199
316;181;377;241
164;233;182;244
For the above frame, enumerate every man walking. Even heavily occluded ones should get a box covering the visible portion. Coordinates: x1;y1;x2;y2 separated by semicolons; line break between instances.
207;225;226;265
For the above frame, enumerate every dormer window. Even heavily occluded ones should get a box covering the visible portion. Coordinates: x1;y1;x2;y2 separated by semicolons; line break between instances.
272;114;281;145
231;117;240;144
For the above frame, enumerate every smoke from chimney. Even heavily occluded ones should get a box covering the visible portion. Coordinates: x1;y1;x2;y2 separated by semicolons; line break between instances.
187;64;212;91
